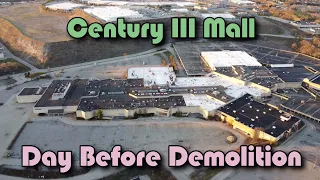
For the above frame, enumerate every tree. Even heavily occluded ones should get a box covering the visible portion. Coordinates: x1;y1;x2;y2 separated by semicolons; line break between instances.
312;37;320;48
168;55;177;71
96;109;103;120
161;58;167;66
291;43;298;50
123;71;128;79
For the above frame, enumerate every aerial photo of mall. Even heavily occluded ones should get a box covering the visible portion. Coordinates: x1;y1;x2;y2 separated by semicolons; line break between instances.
1;0;320;179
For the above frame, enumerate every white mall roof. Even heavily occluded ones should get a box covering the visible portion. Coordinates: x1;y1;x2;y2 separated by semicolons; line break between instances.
173;75;268;98
46;2;83;10
128;67;176;86
231;0;255;4
201;51;262;68
81;0;196;6
201;13;235;19
84;7;143;22
183;94;225;111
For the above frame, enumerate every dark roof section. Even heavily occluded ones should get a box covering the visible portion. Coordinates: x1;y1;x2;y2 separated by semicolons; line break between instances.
35;79;88;107
18;87;47;96
271;67;313;82
35;79;188;111
250;77;283;88
311;74;320;85
77;94;186;112
282;98;320;120
219;94;300;137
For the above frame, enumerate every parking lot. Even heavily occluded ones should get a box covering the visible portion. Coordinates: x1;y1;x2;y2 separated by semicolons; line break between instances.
10;117;245;161
173;41;320;78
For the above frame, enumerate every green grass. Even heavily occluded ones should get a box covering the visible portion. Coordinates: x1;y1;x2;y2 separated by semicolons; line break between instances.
27;72;46;78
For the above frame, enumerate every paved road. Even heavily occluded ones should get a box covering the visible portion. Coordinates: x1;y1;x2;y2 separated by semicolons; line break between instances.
46;45;169;73
259;33;313;40
0;42;38;71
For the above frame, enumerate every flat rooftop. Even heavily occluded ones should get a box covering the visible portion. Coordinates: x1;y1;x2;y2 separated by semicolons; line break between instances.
173;43;211;76
271;67;314;82
128;67;176;86
53;81;70;94
183;94;225;111
35;79;88;107
311;74;320;85
18;87;46;96
86;78;144;92
219;94;300;137
172;75;269;98
201;13;236;19
215;66;280;86
84;6;143;22
77;94;186;112
282;98;320;120
35;79;147;108
250;77;283;88
201;51;262;68
45;2;84;11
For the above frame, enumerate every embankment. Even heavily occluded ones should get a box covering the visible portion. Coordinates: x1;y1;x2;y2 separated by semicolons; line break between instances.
0;15;204;68
0;18;46;65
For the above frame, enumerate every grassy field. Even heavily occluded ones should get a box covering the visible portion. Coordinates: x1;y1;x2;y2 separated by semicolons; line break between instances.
0;58;31;76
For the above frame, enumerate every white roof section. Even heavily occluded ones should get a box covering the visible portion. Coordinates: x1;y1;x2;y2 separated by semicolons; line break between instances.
171;8;188;13
45;2;84;10
81;0;196;6
183;94;225;111
172;75;268;98
270;64;294;68
128;67;176;86
201;13;236;19
231;0;255;4
201;51;262;68
84;7;143;22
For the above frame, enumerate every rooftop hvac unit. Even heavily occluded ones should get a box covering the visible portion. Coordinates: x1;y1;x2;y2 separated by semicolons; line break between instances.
280;113;291;122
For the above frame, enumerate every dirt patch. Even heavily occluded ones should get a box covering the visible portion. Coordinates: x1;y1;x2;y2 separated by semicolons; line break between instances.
0;58;30;76
0;3;71;42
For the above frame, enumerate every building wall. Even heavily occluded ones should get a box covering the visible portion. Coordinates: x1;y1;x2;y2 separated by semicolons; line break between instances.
170;106;209;118
16;95;42;103
64;106;78;114
273;82;302;90
33;105;77;114
217;111;279;143
76;106;210;120
258;131;277;143
246;82;271;97
232;120;256;138
33;106;64;114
